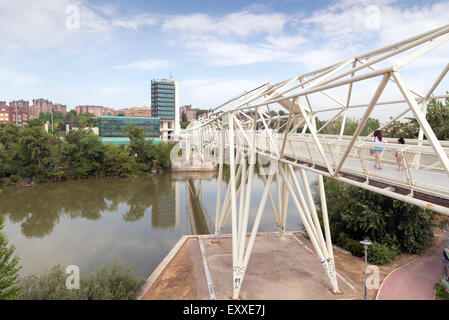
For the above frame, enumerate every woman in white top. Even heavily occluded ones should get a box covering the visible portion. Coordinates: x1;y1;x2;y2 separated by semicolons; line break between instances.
373;130;385;169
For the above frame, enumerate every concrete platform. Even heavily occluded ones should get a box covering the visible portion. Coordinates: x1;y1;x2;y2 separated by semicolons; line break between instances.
171;154;217;172
138;231;362;300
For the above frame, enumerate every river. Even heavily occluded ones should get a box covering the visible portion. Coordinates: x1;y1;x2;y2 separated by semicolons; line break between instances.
1;170;314;278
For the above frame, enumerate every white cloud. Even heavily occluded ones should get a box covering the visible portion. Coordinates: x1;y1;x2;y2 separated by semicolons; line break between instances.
162;10;287;38
289;45;351;70
0;0;159;50
161;9;296;66
113;59;170;70
301;0;449;52
264;34;308;50
180;77;267;109
162;14;215;35
183;37;291;66
289;1;449;73
0;0;112;49
110;13;158;30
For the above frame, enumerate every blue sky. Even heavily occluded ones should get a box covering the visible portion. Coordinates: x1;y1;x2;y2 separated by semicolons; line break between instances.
1;0;449;115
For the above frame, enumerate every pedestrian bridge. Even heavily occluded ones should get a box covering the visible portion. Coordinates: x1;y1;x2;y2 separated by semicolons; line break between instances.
178;24;449;299
243;132;449;214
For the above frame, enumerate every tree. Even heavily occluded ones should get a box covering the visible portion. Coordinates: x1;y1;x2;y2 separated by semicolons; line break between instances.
360;117;380;136
62;129;106;179
180;121;190;129
315;116;380;136
102;144;136;177
74;113;96;128
0;215;22;299
77;117;88;129
426;97;449;140
314;178;434;264
194;108;208;117
27;119;43;128
124;124;153;167
39;111;64;124
383;118;419;139
382;96;449;140
181;111;187;123
123;124;175;172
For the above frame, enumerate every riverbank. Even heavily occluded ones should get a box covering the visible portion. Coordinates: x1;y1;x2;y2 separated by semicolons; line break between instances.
0;123;175;186
0;170;165;188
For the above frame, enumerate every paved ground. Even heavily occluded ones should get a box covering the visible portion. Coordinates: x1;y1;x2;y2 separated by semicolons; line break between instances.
377;224;447;300
140;232;361;300
202;232;359;300
139;222;448;300
376;256;442;300
140;237;210;300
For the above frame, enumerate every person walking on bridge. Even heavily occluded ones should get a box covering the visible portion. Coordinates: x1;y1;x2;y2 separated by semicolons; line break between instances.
373;130;385;169
395;137;405;171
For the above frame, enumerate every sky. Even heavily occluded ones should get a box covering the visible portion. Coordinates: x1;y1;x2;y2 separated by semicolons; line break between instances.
1;0;449;117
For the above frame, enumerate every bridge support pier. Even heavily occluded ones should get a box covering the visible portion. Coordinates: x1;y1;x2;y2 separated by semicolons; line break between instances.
212;125;340;298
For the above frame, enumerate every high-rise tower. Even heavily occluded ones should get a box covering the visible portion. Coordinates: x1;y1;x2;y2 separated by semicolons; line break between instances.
151;77;180;140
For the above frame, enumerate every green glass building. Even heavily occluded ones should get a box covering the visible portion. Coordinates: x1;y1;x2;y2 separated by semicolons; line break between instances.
151;80;175;120
98;116;160;138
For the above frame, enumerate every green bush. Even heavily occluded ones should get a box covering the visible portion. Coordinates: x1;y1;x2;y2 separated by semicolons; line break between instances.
335;232;364;257
314;178;434;265
435;283;449;300
368;242;397;265
102;144;136;177
335;233;397;265
19;261;145;300
124;124;175;171
0;215;22;300
20;264;79;300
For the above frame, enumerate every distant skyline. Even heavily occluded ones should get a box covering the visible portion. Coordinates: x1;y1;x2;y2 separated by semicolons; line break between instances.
1;0;449;119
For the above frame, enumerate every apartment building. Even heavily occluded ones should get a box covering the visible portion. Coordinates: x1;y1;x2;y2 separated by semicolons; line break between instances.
117;106;151;117
31;98;67;118
74;105;117;117
180;104;196;122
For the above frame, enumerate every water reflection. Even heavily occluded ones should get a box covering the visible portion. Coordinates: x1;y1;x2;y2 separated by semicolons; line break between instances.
1;170;309;277
0;176;178;238
185;178;212;235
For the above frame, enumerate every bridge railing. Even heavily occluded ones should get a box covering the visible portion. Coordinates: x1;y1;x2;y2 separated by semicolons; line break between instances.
219;131;449;200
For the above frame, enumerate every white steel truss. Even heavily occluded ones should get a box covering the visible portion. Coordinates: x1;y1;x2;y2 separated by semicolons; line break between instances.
182;24;449;299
